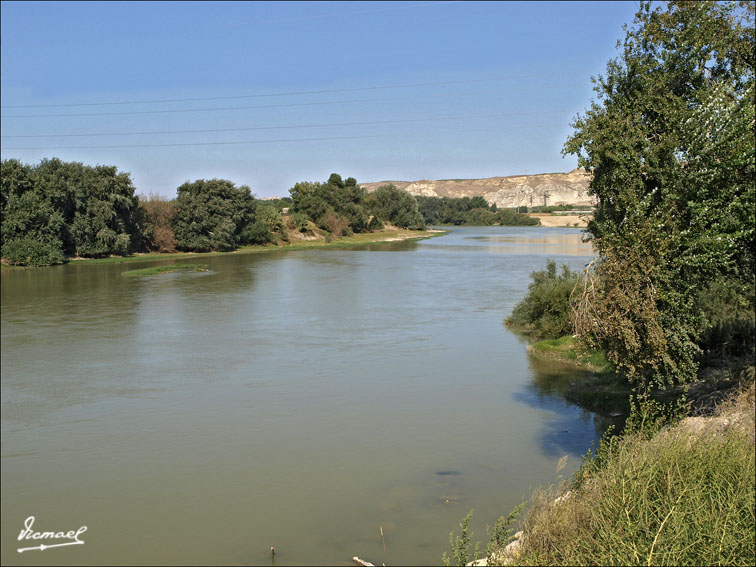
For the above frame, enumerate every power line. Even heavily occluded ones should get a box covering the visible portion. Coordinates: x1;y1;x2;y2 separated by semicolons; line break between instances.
1;134;382;150
1;81;581;119
0;109;572;138
0;97;392;119
1;124;556;151
0;76;539;109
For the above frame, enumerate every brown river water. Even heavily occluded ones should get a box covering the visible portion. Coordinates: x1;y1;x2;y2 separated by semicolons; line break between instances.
2;226;612;565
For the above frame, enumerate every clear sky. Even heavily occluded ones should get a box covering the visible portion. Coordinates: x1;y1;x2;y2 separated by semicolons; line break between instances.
1;1;640;198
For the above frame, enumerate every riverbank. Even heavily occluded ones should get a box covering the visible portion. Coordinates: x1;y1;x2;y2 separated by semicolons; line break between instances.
508;379;755;566
453;378;755;566
1;226;447;269
506;331;631;417
526;213;590;228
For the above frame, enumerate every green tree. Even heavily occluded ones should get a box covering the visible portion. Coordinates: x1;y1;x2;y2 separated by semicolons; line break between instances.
1;159;67;265
415;195;537;226
565;1;755;387
240;221;273;245
1;158;146;264
255;204;284;232
172;179;256;252
367;184;426;229
289;173;372;234
289;181;332;225
67;163;144;256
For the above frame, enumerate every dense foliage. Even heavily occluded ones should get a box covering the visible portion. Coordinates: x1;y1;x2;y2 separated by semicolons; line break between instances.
527;204;593;214
565;0;755;387
367;184;426;229
172;179;257;252
415;195;539;226
1;158;146;265
507;260;580;339
289;174;426;233
1;163;443;264
289;173;370;236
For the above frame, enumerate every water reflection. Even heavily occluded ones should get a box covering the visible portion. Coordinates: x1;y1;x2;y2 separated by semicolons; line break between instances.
514;353;626;458
2;226;604;566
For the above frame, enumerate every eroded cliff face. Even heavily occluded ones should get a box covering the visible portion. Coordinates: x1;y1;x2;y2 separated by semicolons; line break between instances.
361;169;593;208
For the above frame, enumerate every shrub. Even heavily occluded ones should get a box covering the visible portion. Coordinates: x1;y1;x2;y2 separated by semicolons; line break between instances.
696;278;755;362
140;194;177;252
152;225;177;252
368;184;426;229
367;216;384;231
507;260;579;339
2;237;65;266
291;212;309;232
255;204;284;232
342;202;369;233
172;179;255;252
495;208;540;226
320;210;350;236
241;221;273;245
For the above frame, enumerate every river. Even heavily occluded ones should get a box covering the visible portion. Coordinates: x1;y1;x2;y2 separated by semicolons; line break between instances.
2;226;606;566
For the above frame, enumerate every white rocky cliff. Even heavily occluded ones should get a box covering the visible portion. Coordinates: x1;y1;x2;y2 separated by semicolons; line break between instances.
361;169;593;209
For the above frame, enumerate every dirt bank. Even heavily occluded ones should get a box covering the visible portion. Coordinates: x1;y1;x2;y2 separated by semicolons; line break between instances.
528;214;590;228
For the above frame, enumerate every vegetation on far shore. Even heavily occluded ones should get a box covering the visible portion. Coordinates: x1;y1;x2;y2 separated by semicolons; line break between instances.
1;167;438;266
415;195;539;227
1;163;540;268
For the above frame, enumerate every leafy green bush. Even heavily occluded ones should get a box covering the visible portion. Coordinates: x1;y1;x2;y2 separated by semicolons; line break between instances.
172;179;256;251
367;184;426;229
494;208;540;226
255;204;284;232
2;237;65;266
367;216;384;231
291;212;309;232
697;278;755;362
442;510;479;566
415;195;539;226
240;221;273;245
2;157;145;261
507;260;580;339
289;173;373;234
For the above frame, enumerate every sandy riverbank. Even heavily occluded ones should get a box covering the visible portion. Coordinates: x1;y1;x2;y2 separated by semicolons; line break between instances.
528;213;591;228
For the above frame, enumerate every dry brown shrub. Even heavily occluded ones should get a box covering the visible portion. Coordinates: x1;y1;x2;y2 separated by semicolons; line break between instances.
153;225;177;252
140;194;177;251
321;210;349;236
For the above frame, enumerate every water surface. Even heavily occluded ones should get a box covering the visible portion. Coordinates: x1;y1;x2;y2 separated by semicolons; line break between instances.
2;226;604;565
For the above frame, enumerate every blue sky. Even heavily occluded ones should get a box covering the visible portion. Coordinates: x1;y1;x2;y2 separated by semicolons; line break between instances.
1;1;640;198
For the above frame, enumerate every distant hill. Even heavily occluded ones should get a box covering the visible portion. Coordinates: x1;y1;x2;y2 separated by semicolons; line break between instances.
360;168;593;209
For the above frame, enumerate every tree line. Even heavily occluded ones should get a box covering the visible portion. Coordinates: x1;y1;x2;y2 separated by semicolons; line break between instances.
0;164;434;266
2;160;551;267
415;195;539;226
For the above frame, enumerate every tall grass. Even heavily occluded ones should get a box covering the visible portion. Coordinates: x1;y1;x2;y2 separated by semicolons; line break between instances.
515;382;755;566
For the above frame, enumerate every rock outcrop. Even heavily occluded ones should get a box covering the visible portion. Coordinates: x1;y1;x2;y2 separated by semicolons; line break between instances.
361;169;593;209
